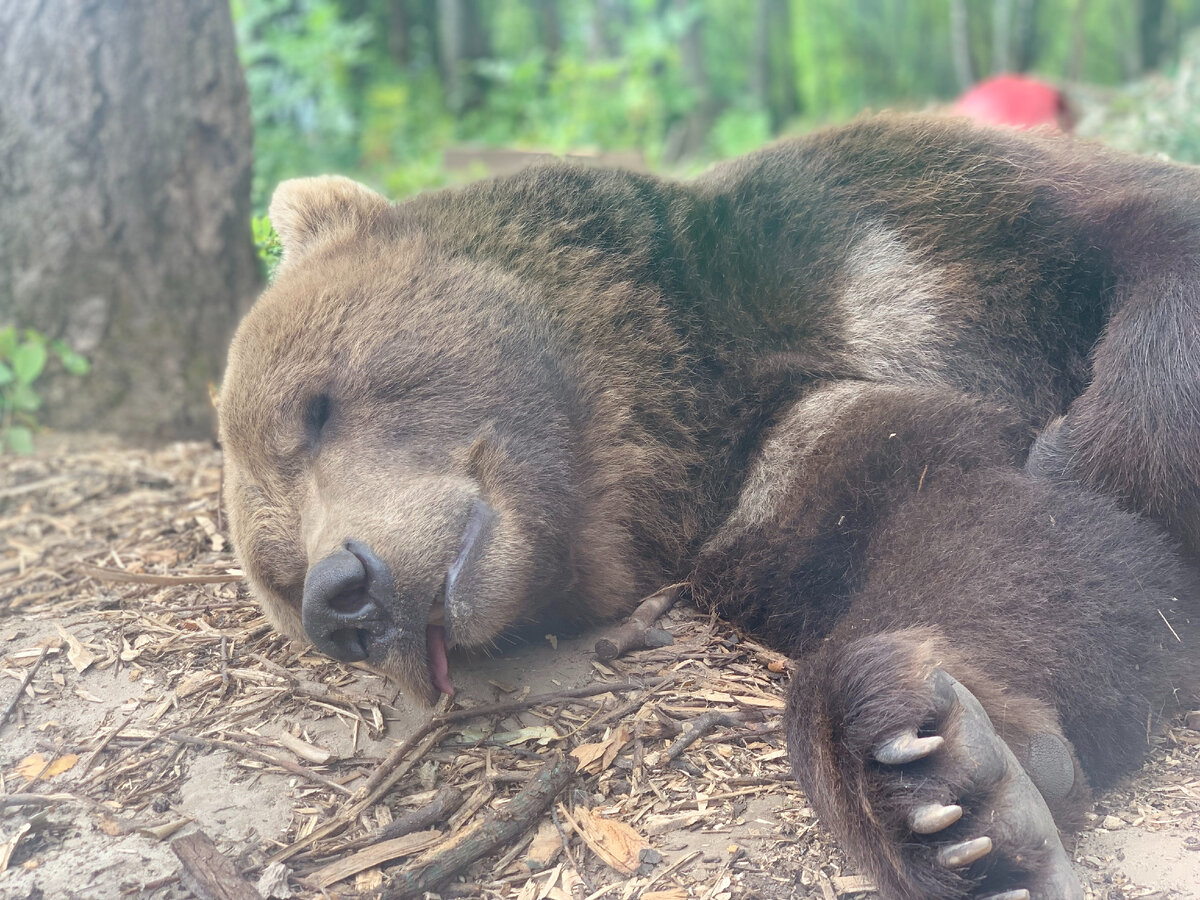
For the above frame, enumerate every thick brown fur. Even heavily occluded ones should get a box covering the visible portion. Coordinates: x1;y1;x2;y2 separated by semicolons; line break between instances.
221;115;1200;899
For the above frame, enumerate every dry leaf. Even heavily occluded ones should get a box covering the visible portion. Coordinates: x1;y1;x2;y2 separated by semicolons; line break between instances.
575;808;651;876
570;727;631;774
601;726;631;770
569;742;609;772
55;625;96;673
98;815;127;836
643;891;688;900
15;752;79;781
496;725;560;746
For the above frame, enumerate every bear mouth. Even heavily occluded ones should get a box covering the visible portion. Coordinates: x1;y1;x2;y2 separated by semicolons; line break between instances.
425;497;495;697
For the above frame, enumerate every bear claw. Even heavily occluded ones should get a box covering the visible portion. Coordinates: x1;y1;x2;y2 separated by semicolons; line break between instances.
874;730;945;764
981;892;1030;900
909;802;963;834
938;836;993;868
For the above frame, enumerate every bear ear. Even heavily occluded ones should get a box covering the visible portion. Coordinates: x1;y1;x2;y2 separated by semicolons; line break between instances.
268;176;390;262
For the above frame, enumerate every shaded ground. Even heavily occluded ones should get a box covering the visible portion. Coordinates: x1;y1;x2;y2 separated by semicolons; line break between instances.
1;437;1198;899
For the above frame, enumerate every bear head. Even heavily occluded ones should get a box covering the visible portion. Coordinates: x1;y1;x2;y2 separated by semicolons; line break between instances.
220;177;584;703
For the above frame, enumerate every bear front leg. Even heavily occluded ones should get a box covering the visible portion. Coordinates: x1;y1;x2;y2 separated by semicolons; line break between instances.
788;629;1083;900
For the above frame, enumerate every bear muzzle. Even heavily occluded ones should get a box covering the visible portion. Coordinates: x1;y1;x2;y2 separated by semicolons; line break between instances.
301;539;399;663
300;498;497;697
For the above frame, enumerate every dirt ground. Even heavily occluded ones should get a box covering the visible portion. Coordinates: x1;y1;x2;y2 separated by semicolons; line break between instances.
2;437;1199;900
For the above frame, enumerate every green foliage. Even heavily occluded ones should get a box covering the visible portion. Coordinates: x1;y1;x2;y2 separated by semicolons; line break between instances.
0;327;90;455
232;0;1200;209
1079;32;1200;164
232;0;374;209
252;215;283;280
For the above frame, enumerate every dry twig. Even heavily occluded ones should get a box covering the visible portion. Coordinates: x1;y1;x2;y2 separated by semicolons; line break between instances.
382;753;578;899
594;583;683;661
0;644;51;733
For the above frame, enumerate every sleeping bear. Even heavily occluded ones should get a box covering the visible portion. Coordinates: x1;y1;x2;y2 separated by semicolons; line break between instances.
219;114;1200;899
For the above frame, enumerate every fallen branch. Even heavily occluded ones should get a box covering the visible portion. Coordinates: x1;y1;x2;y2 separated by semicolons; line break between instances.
171;830;260;900
665;710;753;762
0;644;50;734
383;753;578;899
594;583;683;661
307;829;442;889
339;785;465;853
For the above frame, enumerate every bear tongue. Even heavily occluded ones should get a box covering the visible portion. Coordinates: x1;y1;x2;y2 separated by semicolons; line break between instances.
426;625;455;696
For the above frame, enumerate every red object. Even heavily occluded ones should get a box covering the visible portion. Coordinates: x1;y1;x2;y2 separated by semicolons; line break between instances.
954;75;1073;131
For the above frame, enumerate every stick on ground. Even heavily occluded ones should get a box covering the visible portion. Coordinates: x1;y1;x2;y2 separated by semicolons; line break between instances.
665;710;752;762
171;830;260;900
594;583;683;661
0;644;50;734
383;753;578;899
339;785;465;853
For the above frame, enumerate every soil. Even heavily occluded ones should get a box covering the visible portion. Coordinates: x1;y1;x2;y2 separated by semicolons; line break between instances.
1;437;1198;900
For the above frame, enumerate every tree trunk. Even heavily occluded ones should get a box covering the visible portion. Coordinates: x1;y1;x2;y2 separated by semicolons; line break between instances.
774;0;801;126
0;0;258;440
663;0;722;163
1012;0;1040;72
950;0;976;89
751;0;800;133
1138;0;1166;72
438;0;491;113
534;0;561;66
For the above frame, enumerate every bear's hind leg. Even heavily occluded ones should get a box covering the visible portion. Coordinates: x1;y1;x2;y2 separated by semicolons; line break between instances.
788;629;1083;900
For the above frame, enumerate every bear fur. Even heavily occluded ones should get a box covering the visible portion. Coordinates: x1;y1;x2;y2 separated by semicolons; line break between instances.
220;115;1200;899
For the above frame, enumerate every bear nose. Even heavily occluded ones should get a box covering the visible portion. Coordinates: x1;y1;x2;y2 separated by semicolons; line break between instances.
302;540;394;662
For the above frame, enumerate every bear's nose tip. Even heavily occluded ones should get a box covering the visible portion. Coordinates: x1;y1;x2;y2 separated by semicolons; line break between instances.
302;542;392;662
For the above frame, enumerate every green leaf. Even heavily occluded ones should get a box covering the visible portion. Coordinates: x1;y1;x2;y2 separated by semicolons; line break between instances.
60;350;90;376
5;426;34;455
0;361;13;385
10;382;41;412
0;326;16;360
12;341;47;385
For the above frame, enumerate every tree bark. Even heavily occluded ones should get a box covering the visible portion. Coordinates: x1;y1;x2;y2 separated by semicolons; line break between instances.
950;0;976;90
1138;0;1167;72
663;0;722;163
1013;0;1041;72
0;0;258;440
437;0;491;113
752;0;800;133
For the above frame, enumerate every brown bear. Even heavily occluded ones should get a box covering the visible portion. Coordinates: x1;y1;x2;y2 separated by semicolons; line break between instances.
219;114;1200;900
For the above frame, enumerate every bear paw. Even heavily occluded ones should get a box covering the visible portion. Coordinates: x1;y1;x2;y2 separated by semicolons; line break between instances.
871;669;1082;900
